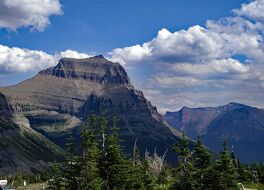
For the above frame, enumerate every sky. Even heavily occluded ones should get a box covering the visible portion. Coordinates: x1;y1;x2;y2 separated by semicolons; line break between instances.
1;0;264;113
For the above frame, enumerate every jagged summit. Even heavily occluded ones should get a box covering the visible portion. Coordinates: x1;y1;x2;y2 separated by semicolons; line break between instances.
39;55;130;84
58;54;110;64
93;54;106;59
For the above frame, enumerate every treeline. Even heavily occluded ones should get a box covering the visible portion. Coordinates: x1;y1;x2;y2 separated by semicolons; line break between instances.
48;113;264;190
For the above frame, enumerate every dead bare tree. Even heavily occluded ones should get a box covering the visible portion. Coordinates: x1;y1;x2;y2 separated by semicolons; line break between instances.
144;147;168;176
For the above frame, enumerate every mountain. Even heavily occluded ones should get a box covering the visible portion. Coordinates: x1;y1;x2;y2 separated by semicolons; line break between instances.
0;55;183;167
0;93;65;175
164;103;264;163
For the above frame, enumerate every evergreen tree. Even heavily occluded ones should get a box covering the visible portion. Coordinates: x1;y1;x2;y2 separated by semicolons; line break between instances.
250;162;264;183
230;150;252;183
98;114;147;189
103;115;131;189
48;162;65;190
63;132;80;190
157;165;171;187
98;113;108;189
258;162;264;184
251;162;259;182
98;114;151;190
131;143;156;190
141;159;156;190
193;136;213;190
213;138;239;190
170;133;197;190
79;114;102;190
230;150;238;169
130;139;145;189
237;159;251;183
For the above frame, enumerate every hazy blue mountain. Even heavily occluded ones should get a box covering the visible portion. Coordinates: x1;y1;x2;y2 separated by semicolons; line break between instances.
164;103;264;163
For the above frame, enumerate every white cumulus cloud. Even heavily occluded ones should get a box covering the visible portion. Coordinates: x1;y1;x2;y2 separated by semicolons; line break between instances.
0;45;91;73
0;45;55;73
0;0;62;31
59;49;91;59
110;44;152;65
234;0;264;21
109;0;264;111
154;76;206;88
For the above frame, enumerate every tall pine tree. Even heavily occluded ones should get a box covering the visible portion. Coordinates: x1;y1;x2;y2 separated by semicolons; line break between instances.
170;133;197;190
48;162;65;190
131;141;156;190
79;114;102;190
193;136;213;190
102;114;131;189
98;113;108;189
63;132;81;190
213;138;239;190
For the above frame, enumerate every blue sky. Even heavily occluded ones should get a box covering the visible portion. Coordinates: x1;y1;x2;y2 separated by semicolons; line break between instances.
0;0;246;53
1;0;264;112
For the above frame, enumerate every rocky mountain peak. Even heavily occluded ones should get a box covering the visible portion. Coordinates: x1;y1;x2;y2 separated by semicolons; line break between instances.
39;55;131;85
93;54;106;59
217;102;248;112
181;106;191;111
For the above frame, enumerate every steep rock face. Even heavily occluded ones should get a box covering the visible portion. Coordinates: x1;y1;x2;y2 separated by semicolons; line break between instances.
164;103;264;163
1;55;182;163
39;56;130;84
80;93;176;156
0;92;13;116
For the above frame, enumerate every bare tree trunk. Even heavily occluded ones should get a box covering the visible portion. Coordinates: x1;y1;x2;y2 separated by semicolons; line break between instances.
160;149;168;172
133;139;137;166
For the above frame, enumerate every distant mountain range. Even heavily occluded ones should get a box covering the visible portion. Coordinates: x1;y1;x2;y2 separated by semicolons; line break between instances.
0;55;183;172
164;103;264;163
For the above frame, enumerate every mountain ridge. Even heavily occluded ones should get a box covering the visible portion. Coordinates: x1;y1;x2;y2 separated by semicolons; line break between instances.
164;102;264;163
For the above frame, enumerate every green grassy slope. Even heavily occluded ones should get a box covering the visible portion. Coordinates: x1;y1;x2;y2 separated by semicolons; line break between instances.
0;116;65;175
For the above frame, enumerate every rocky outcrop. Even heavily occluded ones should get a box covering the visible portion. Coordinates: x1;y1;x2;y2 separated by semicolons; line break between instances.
39;56;131;85
0;92;13;116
